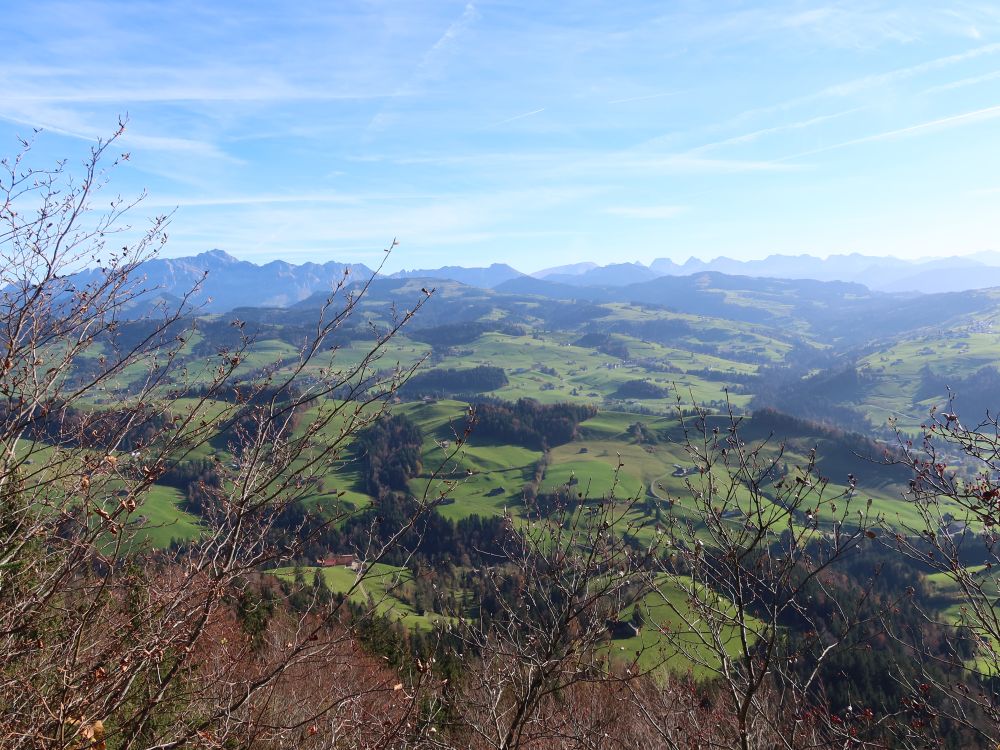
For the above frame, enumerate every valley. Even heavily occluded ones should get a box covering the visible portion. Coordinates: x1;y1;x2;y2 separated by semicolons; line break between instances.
39;259;1000;664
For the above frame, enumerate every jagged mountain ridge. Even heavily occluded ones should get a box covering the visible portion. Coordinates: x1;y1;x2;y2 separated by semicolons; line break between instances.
389;263;523;288
541;262;660;287
68;249;375;313
539;252;1000;293
63;248;1000;315
79;253;524;311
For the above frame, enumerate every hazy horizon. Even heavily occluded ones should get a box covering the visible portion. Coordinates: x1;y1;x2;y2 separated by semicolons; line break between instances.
5;2;1000;271
158;245;999;276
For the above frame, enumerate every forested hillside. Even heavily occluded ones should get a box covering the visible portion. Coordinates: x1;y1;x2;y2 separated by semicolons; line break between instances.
8;134;1000;750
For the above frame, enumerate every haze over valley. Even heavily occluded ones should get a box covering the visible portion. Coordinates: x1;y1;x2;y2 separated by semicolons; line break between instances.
8;2;1000;748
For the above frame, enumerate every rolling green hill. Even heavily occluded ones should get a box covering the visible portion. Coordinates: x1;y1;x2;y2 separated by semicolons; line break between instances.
39;267;1000;685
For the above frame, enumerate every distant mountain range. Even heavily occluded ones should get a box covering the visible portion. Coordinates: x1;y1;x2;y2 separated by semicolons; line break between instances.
535;252;1000;294
67;249;374;313
539;262;660;287
390;263;522;288
67;248;1000;314
91;252;524;312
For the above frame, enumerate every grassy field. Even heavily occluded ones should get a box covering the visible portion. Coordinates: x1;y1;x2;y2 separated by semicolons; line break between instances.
411;439;542;521
856;326;1000;432
612;575;763;678
923;565;1000;674
541;442;655;499
273;562;453;630
13;442;203;549
539;456;644;499
35;279;1000;687
925;565;1000;625
126;484;203;547
404;329;757;413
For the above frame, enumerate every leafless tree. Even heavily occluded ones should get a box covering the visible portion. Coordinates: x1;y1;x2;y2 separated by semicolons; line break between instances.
438;467;666;749
642;397;885;750
0;125;441;749
8;125;977;750
881;403;1000;747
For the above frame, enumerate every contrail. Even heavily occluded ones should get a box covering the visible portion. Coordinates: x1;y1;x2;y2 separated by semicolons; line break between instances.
490;107;545;127
779;102;1000;161
608;91;680;104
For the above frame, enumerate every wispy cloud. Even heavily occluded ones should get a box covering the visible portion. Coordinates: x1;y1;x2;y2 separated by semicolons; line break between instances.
690;107;867;153
1;84;407;105
365;2;478;136
608;91;681;105
750;3;1000;48
142;193;365;209
162;184;602;259
780;103;1000;161
124;133;239;160
709;41;1000;134
6;1;1000;266
487;108;545;127
618;154;799;175
606;205;687;219
821;42;1000;98
418;2;479;76
922;68;1000;94
366;146;796;177
0;107;237;162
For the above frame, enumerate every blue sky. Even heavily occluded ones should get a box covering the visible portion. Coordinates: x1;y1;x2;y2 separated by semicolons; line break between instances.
4;1;1000;272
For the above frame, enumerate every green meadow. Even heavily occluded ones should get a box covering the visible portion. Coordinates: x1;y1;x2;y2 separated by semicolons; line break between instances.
274;562;454;630
33;283;1000;679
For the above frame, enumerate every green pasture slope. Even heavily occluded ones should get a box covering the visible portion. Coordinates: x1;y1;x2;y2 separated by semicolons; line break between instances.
273;562;454;630
923;566;1000;674
49;288;1000;678
613;575;764;677
126;484;202;547
399;397;543;520
13;442;202;549
856;331;1000;431
924;566;1000;626
415;329;755;411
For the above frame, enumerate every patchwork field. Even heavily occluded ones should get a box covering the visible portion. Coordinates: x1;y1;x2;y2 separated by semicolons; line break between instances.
614;575;763;677
33;281;1000;682
274;562;456;630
